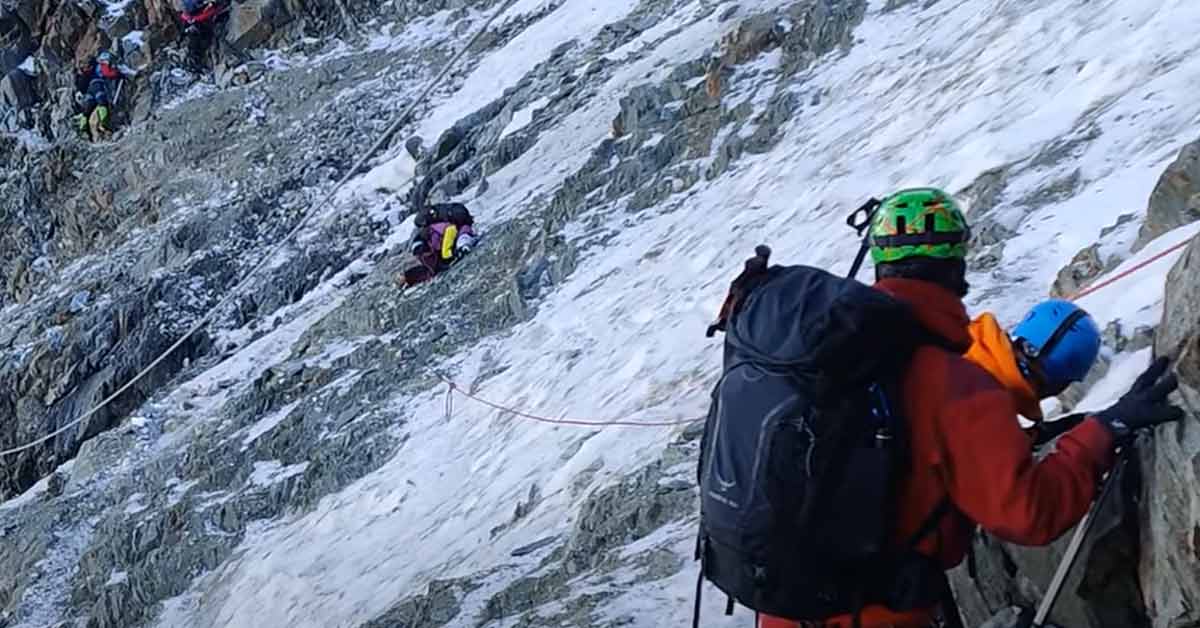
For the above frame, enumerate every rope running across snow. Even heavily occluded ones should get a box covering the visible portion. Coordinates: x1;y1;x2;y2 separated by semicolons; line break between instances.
437;235;1197;429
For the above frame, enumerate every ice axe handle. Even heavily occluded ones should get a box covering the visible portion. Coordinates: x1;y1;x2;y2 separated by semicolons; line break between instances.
1030;453;1129;627
1014;608;1063;628
846;197;882;235
845;197;882;279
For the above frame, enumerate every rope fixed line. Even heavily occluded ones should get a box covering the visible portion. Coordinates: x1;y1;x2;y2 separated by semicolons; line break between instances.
439;377;697;428
0;0;523;459
1067;238;1191;301
435;234;1196;430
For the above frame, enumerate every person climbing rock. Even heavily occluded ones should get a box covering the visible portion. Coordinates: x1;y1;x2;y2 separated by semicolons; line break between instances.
398;202;478;288
413;201;475;231
180;0;226;70
73;52;127;142
697;188;1184;628
966;300;1102;447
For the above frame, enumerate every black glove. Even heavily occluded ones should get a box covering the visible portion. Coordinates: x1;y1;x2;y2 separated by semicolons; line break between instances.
1031;413;1087;448
1095;357;1184;443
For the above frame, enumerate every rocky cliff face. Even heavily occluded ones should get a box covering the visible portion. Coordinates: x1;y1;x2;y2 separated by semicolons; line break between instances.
2;1;1200;628
949;139;1200;628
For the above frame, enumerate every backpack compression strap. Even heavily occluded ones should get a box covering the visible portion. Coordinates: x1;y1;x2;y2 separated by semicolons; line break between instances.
905;497;963;628
706;245;772;337
904;497;953;549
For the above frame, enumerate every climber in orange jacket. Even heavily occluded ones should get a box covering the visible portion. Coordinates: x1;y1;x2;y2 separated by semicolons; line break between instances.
758;190;1182;628
965;303;1100;446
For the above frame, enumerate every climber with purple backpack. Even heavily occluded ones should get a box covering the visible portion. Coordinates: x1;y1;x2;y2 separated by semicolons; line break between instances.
398;202;478;288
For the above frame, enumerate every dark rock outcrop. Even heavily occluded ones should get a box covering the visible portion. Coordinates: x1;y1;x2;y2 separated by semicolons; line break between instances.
1134;137;1200;251
1146;233;1200;628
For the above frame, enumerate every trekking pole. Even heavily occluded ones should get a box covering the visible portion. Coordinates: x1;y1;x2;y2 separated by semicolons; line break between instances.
1018;450;1130;628
845;198;882;279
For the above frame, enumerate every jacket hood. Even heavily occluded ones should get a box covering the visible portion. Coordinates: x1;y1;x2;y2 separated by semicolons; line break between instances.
873;278;971;353
966;313;1043;420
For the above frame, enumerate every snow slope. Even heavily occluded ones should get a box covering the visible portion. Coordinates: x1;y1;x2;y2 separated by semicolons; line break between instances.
126;0;1200;626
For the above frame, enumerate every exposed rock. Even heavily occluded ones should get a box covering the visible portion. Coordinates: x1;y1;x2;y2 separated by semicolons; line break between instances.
720;13;783;66
1146;232;1200;628
1135;137;1200;251
359;578;479;628
951;449;1148;628
1018;168;1083;211
230;0;287;48
1050;244;1104;299
884;0;937;11
958;166;1011;219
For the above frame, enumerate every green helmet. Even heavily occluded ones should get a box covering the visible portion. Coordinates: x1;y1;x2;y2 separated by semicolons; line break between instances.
868;187;970;263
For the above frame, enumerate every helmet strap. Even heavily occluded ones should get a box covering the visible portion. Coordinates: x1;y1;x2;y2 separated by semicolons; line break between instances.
1014;308;1089;395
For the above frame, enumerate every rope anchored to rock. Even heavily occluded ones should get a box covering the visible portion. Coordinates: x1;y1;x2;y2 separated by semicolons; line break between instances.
1066;238;1191;301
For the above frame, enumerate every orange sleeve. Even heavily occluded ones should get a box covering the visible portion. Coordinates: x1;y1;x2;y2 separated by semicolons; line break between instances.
936;384;1114;546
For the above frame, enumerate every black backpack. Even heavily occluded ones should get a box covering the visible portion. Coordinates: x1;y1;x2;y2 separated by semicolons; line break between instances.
695;253;954;625
415;202;474;228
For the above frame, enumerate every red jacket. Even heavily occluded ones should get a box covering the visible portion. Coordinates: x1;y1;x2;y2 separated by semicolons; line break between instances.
761;278;1114;628
182;2;221;24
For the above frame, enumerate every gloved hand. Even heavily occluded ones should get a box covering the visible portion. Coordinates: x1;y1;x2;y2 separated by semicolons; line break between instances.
1095;357;1185;443
1030;413;1087;448
456;233;476;256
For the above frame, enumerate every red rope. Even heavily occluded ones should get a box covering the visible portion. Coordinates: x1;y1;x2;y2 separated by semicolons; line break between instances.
1068;239;1191;301
436;236;1193;429
439;378;697;427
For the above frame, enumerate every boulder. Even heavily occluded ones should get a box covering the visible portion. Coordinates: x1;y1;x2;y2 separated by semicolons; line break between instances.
225;0;291;49
1050;243;1105;299
0;67;36;110
720;13;782;66
1134;137;1200;251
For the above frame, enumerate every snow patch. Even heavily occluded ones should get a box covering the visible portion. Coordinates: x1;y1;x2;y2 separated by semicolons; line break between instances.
106;570;129;587
500;97;551;139
249;461;310;487
124;493;149;515
241;401;301;448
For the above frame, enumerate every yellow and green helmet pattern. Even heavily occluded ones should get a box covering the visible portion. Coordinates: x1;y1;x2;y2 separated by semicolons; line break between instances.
868;187;970;263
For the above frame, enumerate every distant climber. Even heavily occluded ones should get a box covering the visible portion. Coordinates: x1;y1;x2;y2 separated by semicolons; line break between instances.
398;202;478;288
72;52;127;142
696;188;1184;628
180;0;228;70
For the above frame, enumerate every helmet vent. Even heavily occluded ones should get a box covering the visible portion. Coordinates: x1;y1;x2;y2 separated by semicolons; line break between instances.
895;215;907;234
924;213;935;232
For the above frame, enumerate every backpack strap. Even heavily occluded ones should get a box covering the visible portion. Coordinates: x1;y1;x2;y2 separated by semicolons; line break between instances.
903;497;963;628
938;571;966;628
905;496;953;550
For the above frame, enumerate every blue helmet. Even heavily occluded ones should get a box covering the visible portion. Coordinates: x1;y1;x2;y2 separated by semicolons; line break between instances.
1012;299;1101;392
